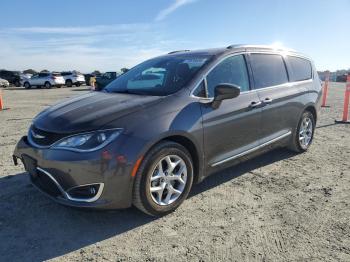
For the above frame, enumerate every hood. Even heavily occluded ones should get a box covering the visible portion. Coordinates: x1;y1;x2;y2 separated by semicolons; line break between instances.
34;92;162;133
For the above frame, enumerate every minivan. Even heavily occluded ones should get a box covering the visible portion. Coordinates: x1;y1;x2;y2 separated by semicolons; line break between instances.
13;45;322;216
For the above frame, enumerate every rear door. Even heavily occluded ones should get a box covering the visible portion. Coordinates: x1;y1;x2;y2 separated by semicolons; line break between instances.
200;54;262;169
248;53;301;143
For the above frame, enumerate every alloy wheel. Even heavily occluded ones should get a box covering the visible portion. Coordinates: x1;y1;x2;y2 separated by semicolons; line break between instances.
149;155;187;206
299;116;313;149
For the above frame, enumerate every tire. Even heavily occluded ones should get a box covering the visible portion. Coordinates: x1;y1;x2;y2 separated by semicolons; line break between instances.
24;82;31;89
66;79;72;87
57;85;62;88
288;111;315;153
44;82;51;89
75;82;81;87
133;141;194;216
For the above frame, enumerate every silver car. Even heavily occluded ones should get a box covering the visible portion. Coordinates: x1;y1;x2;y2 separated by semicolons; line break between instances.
23;72;65;89
0;78;10;87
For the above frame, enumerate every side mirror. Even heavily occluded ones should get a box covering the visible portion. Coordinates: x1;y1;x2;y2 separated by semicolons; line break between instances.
212;83;241;109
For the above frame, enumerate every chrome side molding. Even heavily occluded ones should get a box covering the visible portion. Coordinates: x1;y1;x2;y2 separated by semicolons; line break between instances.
211;131;292;167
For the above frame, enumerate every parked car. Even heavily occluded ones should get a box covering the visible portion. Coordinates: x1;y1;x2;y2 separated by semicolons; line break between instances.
20;73;32;87
23;72;65;89
61;71;86;87
95;71;118;90
13;45;322;216
0;70;21;87
0;77;10;87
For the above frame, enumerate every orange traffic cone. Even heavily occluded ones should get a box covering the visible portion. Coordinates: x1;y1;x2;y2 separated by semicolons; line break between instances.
0;89;4;111
321;71;330;107
335;74;350;124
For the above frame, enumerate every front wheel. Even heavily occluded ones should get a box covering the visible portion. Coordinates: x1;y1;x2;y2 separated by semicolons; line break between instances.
24;82;31;89
133;141;194;216
289;111;315;152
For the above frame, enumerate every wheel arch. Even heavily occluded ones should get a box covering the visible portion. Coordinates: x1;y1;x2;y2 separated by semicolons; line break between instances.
139;132;203;185
304;104;317;123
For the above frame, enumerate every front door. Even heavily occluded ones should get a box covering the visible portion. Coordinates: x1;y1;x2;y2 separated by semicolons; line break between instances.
200;54;262;169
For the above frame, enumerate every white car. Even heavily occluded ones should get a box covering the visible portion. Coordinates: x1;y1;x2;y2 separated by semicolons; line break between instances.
23;72;65;89
61;71;86;87
0;78;10;87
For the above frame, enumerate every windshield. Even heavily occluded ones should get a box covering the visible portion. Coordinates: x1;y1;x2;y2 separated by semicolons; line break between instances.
104;54;212;96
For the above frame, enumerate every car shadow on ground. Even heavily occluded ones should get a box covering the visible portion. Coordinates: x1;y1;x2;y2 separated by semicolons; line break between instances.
0;148;295;261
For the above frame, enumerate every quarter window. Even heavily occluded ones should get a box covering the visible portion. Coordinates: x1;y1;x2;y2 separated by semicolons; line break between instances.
288;56;312;81
250;54;288;89
206;55;249;97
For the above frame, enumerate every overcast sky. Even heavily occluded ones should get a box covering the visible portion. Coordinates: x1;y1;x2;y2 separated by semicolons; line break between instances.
0;0;349;72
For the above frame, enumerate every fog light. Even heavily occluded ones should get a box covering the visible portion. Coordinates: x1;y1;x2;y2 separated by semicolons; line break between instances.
67;184;101;200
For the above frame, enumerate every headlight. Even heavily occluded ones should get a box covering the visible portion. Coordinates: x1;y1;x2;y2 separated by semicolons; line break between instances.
51;128;122;152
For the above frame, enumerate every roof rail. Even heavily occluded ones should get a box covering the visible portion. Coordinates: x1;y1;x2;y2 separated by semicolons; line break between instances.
168;50;190;54
226;44;245;49
227;44;295;52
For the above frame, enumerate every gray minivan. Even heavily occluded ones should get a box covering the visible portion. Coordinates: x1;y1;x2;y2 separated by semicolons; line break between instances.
13;45;322;216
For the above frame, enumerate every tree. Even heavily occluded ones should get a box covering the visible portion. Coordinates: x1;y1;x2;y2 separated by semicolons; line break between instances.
40;69;50;73
23;69;37;75
92;70;101;75
120;68;129;73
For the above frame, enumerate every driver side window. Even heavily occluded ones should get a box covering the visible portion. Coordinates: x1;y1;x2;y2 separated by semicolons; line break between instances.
206;55;249;97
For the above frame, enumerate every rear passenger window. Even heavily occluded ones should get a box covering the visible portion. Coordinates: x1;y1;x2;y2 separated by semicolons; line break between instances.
288;56;312;81
250;54;288;89
206;55;249;97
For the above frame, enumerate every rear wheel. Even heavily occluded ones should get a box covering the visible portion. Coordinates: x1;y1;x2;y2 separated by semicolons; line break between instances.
75;82;81;87
44;82;51;89
289;111;315;152
133;141;194;216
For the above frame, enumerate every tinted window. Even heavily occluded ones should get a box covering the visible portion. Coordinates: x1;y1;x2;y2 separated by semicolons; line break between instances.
206;55;249;97
192;80;206;97
250;54;288;89
105;55;212;96
288;56;312;81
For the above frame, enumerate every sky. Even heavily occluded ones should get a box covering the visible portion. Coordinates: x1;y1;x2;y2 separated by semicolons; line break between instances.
0;0;349;72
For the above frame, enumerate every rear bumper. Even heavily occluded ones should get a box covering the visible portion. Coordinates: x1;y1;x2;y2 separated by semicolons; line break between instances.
13;136;135;209
74;80;86;84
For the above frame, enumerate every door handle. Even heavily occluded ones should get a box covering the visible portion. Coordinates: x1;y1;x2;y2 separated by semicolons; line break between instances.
249;101;262;108
264;98;273;104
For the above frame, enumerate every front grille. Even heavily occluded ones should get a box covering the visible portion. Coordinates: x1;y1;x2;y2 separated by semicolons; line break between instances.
31;169;62;197
29;125;66;147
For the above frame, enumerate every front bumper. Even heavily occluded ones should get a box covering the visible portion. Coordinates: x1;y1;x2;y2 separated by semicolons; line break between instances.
13;136;135;209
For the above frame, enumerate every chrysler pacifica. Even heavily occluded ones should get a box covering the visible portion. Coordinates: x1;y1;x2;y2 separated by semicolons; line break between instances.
13;45;322;216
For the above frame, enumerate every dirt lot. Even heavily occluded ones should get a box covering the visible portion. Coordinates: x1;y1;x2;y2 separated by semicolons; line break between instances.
0;83;349;262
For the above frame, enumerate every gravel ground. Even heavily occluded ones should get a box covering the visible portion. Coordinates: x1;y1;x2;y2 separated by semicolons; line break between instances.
0;83;349;262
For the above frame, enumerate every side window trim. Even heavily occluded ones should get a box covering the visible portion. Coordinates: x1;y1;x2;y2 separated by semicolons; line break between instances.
190;52;250;99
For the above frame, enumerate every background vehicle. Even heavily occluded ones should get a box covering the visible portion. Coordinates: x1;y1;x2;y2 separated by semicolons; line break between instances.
23;72;65;89
61;71;86;87
0;77;10;87
19;73;32;87
0;70;21;87
95;71;118;90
